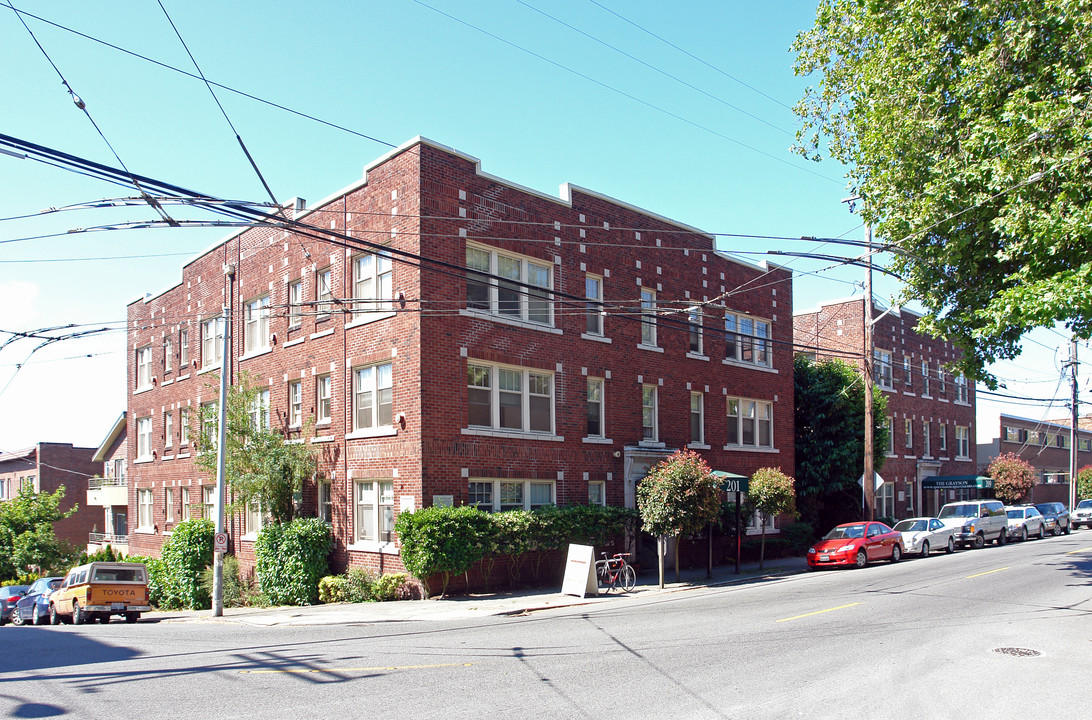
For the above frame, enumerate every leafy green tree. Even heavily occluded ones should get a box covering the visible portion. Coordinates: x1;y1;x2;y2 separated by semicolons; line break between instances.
989;453;1037;504
636;449;722;588
0;485;76;580
793;0;1092;384
794;355;889;531
193;371;317;524
1077;465;1092;500
748;467;796;570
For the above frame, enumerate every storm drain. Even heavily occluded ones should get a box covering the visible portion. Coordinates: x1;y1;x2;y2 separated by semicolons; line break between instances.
993;647;1042;658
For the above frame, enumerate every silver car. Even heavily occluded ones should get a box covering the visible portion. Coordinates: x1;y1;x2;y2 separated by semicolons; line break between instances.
1005;505;1046;541
1073;499;1092;530
892;517;957;556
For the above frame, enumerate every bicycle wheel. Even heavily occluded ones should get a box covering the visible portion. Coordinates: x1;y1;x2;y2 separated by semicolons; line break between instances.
619;564;636;592
596;564;612;594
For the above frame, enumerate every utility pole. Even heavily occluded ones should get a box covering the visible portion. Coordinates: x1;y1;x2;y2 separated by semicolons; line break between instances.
212;263;235;617
844;196;875;521
1070;338;1079;514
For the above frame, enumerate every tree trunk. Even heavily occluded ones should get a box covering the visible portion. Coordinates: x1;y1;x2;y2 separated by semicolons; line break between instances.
674;534;680;582
759;512;767;571
657;535;665;589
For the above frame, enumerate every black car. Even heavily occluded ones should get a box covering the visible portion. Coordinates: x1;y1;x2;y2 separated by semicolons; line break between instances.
1035;502;1071;535
0;585;30;626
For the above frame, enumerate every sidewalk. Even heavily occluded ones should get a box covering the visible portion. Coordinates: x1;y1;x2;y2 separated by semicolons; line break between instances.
150;555;810;627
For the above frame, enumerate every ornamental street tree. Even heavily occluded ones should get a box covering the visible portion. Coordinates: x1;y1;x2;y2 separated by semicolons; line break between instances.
636;449;722;588
793;1;1092;385
0;485;76;581
794;355;889;532
193;371;317;525
1078;465;1092;500
748;467;796;570
989;452;1037;504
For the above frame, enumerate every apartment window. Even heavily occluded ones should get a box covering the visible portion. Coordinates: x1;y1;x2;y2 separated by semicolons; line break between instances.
201;317;223;369
641;385;658;442
874;349;894;390
884;416;895;454
1003;425;1022;443
937;366;946;393
288;279;303;328
136;346;152;390
245;502;267;537
318;481;332;523
1080;438;1091;452
244;295;271;354
586;377;605;438
585;274;604;336
956;426;970;458
903;356;913;385
164;338;173;373
179;407;190;445
688;310;704;355
137;417;153;460
876;482;895;519
1027;430;1042;446
354;480;394;543
904;418;913;449
921;361;931;396
316;267;333;316
727;398;773;448
690;392;704;445
202;486;215;520
588;481;605;506
467;363;554;434
164;411;173;449
465;244;553;326
201;402;218;445
288;380;302;428
247;389;270;431
179;328;189;369
165;487;175;523
923;422;931;457
939;423;947;452
137;489;154;530
640;288;657;346
353;250;393;317
1060;434;1071;449
353;363;393;431
724;312;771;367
955;374;969;403
181;487;191;521
317;374;332;424
468;479;554;512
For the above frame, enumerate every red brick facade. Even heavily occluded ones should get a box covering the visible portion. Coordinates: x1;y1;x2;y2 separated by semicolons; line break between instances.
794;297;977;519
126;138;795;575
978;413;1091;505
0;443;100;548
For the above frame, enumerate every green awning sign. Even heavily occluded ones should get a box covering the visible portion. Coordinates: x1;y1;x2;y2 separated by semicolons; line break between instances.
712;470;748;494
921;475;993;490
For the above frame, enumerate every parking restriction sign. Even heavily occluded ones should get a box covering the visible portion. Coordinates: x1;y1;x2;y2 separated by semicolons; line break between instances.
213;532;228;553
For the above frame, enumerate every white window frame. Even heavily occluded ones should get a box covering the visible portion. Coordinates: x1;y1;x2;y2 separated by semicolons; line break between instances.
164;411;173;449
688;309;704;356
640;288;657;347
288;380;302;428
875;349;894;390
465;244;554;327
244;295;271;354
467;478;555;512
922;421;931;457
588;481;606;506
202;486;214;520
466;362;555;435
904;418;913;449
353;480;395;544
137;489;154;531
745;505;778;535
884;416;895;455
726;397;774;449
318;480;332;524
585;274;604;336
690;392;705;446
724;312;771;367
921;361;931;396
165;487;175;524
938;366;946;393
903;356;912;385
136;346;152;390
136;417;153;461
316;267;333;316
352;362;394;433
586;377;605;439
244;501;267;538
248;389;270;431
181;487;191;521
955;374;969;403
178;328;189;369
179;407;190;446
288;279;303;328
876;482;895;519
641;385;659;443
956;426;970;459
164;337;173;373
201;317;223;369
316;374;332;425
939;423;947;452
352;250;394;319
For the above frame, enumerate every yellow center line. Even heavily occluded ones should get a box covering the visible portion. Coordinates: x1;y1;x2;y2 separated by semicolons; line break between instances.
966;566;1009;579
776;602;861;623
239;662;472;675
1066;547;1092;555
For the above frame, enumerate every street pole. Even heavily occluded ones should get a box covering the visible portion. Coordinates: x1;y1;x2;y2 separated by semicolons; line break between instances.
212;263;235;617
1070;338;1079;514
862;223;875;522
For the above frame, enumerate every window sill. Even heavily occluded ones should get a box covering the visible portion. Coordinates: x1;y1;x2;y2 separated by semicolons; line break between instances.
936;397;950;403
239;346;273;362
459;309;561;335
639;440;665;448
346;426;397;440
921;394;932;400
722;445;779;453
176;452;191;459
283;337;305;348
955;455;971;461
310;328;335;340
198;363;222;376
348;540;400;555
637;343;664;354
346;311;395;329
161;378;174;387
133;386;154;396
722;358;776;373
241;532;258;543
581;436;614;445
902;454;917;459
745;528;780;536
954;400;972;407
134;457;154;465
135;527;155;534
580;332;611;344
311;435;336;444
316;419;332;428
902;391;916;397
687;443;710;450
176;374;190;382
686;352;710;362
162;453;174;461
462;427;564;442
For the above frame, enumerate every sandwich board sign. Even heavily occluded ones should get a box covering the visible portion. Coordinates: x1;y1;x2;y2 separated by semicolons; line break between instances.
561;544;598;598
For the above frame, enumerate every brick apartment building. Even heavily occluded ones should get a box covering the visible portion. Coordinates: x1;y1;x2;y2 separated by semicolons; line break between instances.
794;298;977;519
125;137;795;575
0;442;100;548
977;413;1092;504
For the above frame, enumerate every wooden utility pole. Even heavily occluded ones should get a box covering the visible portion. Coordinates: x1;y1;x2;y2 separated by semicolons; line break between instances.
862;223;875;522
1070;338;1079;514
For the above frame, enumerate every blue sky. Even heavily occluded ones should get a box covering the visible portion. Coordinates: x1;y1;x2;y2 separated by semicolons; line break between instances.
0;0;1075;452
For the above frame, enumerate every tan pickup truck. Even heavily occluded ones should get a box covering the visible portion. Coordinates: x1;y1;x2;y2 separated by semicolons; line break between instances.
49;562;151;625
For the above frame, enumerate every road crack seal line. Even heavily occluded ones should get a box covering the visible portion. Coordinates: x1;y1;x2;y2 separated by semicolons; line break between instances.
239;662;472;674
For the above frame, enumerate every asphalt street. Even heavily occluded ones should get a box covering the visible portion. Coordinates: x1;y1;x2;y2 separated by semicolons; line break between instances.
2;533;1090;719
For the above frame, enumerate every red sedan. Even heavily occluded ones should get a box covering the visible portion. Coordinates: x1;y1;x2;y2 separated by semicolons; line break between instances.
807;521;905;569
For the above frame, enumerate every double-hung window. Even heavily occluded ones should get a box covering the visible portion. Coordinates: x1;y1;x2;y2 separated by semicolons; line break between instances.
467;362;554;434
588;481;605;506
884;416;895;454
688;309;703;356
181;487;191;520
201;317;223;369
136;417;153;460
288;380;302;428
164;338;173;374
955;426;970;458
179;407;190;445
641;385;658;442
178;328;189;369
724;312;771;367
955;374;969;403
726;398;773;448
585;274;604;336
923;422;931;457
316;267;333;316
904;357;913;385
244;295;271;354
465;245;553;326
202;486;215;520
586;377;605;438
690;392;704;445
248;389;270;430
353;363;393;431
353;250;393;318
874;349;894;390
164;411;173;449
921;361;931;396
318;481;332;523
245;502;267;537
904;418;913;449
640;288;657;347
136;346;152;390
939;423;947;452
165;488;175;523
137;489;154;530
288;279;303;328
317;374;332;424
354;480;394;543
468;479;554;512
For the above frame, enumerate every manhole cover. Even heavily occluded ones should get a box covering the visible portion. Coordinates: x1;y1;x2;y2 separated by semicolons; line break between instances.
993;647;1041;657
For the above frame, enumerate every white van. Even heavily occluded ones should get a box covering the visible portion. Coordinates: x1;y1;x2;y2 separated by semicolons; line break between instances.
937;500;1007;549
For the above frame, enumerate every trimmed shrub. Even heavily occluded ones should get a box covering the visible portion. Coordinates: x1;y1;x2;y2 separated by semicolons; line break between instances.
254;517;331;606
372;573;408;601
159;519;214;610
199;555;249;608
318;575;349;603
395;505;493;597
780;522;816;554
346;567;375;603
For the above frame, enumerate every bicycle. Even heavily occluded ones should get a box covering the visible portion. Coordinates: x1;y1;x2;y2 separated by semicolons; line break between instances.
595;552;635;594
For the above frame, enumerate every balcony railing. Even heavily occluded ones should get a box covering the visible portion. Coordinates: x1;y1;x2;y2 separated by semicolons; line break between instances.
88;533;129;545
88;477;127;489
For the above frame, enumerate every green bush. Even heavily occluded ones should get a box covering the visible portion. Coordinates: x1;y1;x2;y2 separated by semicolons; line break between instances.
372;573;407;601
254;517;331;606
345;567;375;602
199;555;248;608
158;519;215;610
123;555;166;608
780;522;816;554
318;575;349;603
395;505;493;597
78;545;122;565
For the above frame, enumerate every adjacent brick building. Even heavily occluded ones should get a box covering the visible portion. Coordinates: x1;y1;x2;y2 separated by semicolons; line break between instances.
794;297;977;519
125;137;796;576
977;413;1092;505
0;442;100;548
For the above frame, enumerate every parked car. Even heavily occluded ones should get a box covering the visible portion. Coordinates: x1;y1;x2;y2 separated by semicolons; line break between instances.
892;517;957;556
0;585;30;626
937;500;1008;548
807;521;905;569
1005;505;1046;541
1035;502;1071;535
49;562;150;625
11;577;63;626
1073;499;1092;530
